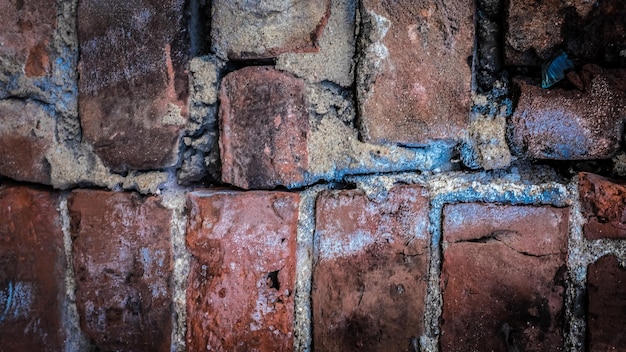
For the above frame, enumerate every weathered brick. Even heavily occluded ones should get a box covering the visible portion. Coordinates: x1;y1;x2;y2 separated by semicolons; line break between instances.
510;70;624;160
69;190;173;351
210;0;331;59
0;100;55;184
219;66;309;189
587;255;626;351
78;0;189;172
0;0;56;77
579;172;626;240
505;0;625;67
357;0;473;145
186;190;299;352
313;185;430;351
0;186;65;351
441;204;569;351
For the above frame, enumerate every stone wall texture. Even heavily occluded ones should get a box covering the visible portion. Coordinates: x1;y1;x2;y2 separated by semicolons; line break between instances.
1;0;625;351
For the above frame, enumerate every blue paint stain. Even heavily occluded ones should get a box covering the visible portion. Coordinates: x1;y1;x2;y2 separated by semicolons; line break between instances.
0;281;14;323
542;52;574;89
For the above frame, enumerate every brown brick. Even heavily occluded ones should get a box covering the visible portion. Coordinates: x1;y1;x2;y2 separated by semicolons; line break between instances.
579;172;626;240
441;204;569;351
357;0;473;145
0;186;65;351
186;190;299;352
69;190;173;352
210;0;331;59
587;255;626;351
313;185;430;351
510;72;624;160
78;0;189;172
505;0;625;67
219;66;309;189
0;0;56;77
0;100;55;184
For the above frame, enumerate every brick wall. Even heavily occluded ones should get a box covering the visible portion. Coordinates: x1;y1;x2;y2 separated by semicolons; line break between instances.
0;0;625;351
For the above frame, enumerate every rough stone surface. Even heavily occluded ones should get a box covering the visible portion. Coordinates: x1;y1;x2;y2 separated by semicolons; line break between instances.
186;190;299;352
441;204;569;352
579;172;626;240
313;185;430;351
77;0;189;172
587;255;626;351
510;71;624;160
0;186;65;351
219;66;309;189
506;0;625;67
357;0;473;146
0;99;55;184
276;0;357;87
0;0;56;77
210;0;331;59
69;190;173;352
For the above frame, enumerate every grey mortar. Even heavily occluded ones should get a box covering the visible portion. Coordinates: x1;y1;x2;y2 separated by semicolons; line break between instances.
161;187;191;352
59;194;91;352
293;184;331;352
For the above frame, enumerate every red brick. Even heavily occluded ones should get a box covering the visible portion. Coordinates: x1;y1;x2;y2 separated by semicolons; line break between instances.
210;0;331;59
69;190;173;352
313;185;430;351
0;186;65;351
579;172;626;240
219;66;309;189
0;100;54;184
358;0;473;145
78;0;189;172
587;255;626;351
510;71;624;160
505;0;625;67
441;204;569;351
186;190;299;352
0;0;56;77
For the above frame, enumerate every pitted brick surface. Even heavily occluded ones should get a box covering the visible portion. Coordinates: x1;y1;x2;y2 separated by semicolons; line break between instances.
0;186;65;351
78;0;188;172
357;0;473;146
579;172;626;239
186;190;299;352
219;66;309;189
69;190;173;352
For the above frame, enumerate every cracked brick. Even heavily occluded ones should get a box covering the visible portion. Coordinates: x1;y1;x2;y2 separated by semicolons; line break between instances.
312;185;430;351
441;203;569;351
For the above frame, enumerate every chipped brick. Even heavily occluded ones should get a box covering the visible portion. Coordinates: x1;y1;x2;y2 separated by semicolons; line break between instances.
579;172;626;240
0;99;55;184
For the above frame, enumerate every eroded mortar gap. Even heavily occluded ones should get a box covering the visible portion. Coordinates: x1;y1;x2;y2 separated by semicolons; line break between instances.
224;58;277;75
